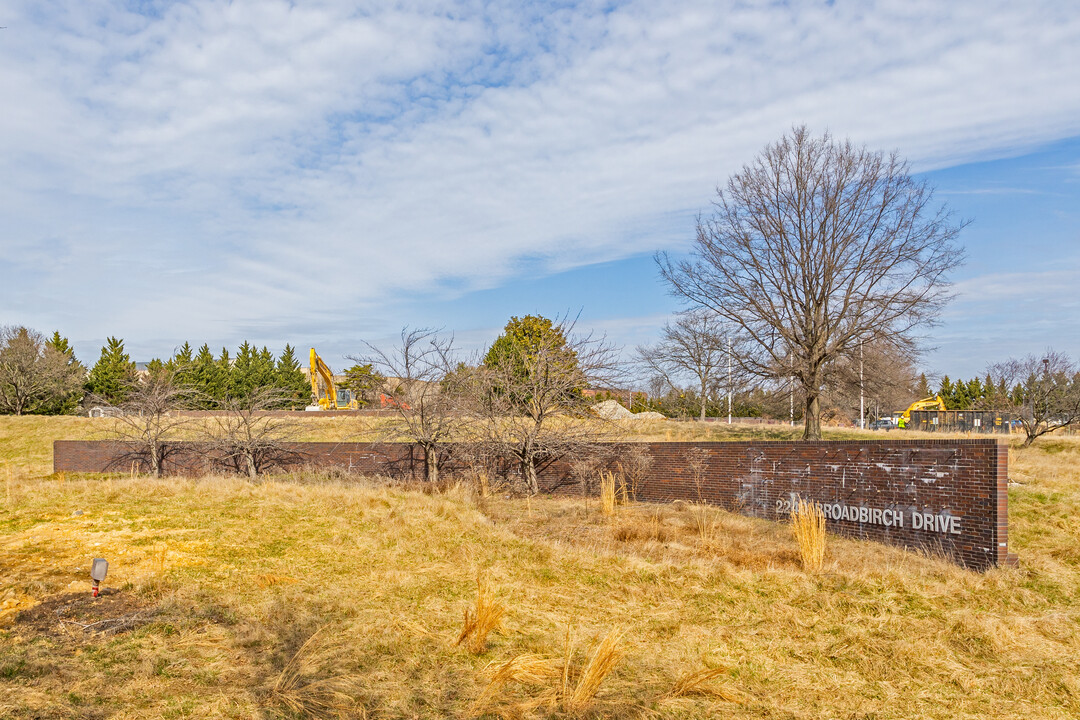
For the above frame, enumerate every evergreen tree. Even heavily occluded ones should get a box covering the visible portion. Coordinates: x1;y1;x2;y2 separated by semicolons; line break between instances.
145;358;168;382
190;344;223;407
275;344;310;408
42;331;86;414
341;362;384;407
916;373;931;399
938;376;954;408
86;337;138;404
169;342;195;385
232;342;258;398
214;348;233;399
255;346;277;389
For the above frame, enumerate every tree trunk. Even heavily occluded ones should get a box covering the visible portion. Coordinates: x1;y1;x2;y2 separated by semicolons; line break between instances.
150;444;162;477
246;452;257;479
424;445;439;484
521;456;539;495
802;392;821;440
699;377;707;422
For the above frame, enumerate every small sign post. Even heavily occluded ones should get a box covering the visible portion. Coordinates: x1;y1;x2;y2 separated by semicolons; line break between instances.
90;558;109;598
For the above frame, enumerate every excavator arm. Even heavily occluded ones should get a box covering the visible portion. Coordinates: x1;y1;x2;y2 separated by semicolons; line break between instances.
900;395;947;422
309;348;356;410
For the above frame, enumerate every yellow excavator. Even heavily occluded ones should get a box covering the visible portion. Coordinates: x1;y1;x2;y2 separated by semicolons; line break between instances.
307;348;359;410
898;395;946;427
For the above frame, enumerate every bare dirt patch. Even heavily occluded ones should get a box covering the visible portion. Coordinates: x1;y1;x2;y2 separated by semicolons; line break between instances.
14;589;159;642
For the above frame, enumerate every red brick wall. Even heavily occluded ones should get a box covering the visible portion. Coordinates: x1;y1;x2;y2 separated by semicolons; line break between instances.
54;438;1009;570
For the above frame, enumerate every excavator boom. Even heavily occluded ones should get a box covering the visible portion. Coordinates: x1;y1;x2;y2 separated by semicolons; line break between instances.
900;395;947;422
307;348;359;410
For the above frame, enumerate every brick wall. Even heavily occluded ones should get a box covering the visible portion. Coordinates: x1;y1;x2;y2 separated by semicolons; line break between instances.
54;438;1010;570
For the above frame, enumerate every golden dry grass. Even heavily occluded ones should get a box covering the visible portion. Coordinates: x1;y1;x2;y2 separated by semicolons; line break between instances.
598;470;617;517
790;497;827;572
457;573;508;654
1;416;1079;718
668;666;745;703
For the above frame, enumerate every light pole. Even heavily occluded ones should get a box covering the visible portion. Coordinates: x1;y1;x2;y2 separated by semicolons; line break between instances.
727;335;732;424
789;350;794;427
859;343;865;429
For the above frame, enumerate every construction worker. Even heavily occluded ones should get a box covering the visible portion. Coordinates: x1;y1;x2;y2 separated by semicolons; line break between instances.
897;416;907;429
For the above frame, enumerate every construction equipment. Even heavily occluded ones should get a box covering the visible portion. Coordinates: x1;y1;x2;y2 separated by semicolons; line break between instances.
307;348;359;411
898;395;946;426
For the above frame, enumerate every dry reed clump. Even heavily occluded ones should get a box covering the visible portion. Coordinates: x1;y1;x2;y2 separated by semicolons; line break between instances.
667;667;745;704
266;626;364;719
612;509;670;543
691;501;717;547
791;497;826;571
456;573;507;654
471;627;624;716
599;470;618;516
562;628;624;713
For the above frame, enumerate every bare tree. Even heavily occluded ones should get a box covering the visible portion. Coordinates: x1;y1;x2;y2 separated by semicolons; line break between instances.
658;126;965;439
466;315;622;494
637;309;739;421
204;387;301;478
98;373;192;477
0;326;84;415
985;350;1080;446
353;328;464;484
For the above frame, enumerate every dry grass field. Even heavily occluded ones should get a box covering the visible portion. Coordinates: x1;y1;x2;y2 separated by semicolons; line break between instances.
1;416;1078;718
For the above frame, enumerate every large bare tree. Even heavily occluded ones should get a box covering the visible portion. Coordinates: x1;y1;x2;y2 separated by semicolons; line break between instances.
637;309;739;422
659;126;965;438
353;328;465;484
985;350;1080;446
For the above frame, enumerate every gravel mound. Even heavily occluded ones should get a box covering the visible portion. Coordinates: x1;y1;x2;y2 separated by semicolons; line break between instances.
594;400;666;421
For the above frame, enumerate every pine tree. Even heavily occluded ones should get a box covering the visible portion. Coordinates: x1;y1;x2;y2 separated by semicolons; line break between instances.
189;344;222;408
255;346;277;389
86;337;138;405
145;358;168;382
232;342;258;398
170;342;195;386
43;331;86;414
216;348;233;400
916;373;931;399
276;344;311;408
938;376;954;409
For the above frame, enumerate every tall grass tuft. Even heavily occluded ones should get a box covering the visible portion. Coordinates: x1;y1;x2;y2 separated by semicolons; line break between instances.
471;627;624;716
563;629;624;712
692;501;716;546
668;666;745;703
599;471;617;517
266;626;361;719
456;573;507;654
791;497;826;571
470;654;561;714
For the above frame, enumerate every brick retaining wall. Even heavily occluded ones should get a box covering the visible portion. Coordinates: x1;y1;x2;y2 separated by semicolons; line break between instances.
54;438;1010;570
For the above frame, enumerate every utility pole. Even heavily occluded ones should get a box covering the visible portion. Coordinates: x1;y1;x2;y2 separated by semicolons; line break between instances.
727;335;732;424
789;350;794;427
859;343;865;429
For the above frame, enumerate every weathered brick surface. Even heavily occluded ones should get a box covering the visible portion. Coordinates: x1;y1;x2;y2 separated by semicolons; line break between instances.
55;438;1009;570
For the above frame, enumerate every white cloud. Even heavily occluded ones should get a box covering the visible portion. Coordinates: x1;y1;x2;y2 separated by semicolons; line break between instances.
2;0;1079;359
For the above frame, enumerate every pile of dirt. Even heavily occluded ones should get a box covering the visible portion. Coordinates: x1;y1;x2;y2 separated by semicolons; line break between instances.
594;400;633;419
594;400;666;421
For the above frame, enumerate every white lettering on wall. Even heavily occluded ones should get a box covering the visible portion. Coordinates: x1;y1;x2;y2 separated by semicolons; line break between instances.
812;501;958;534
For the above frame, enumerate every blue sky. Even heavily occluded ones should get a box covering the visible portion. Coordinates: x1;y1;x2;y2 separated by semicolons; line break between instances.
1;0;1078;382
